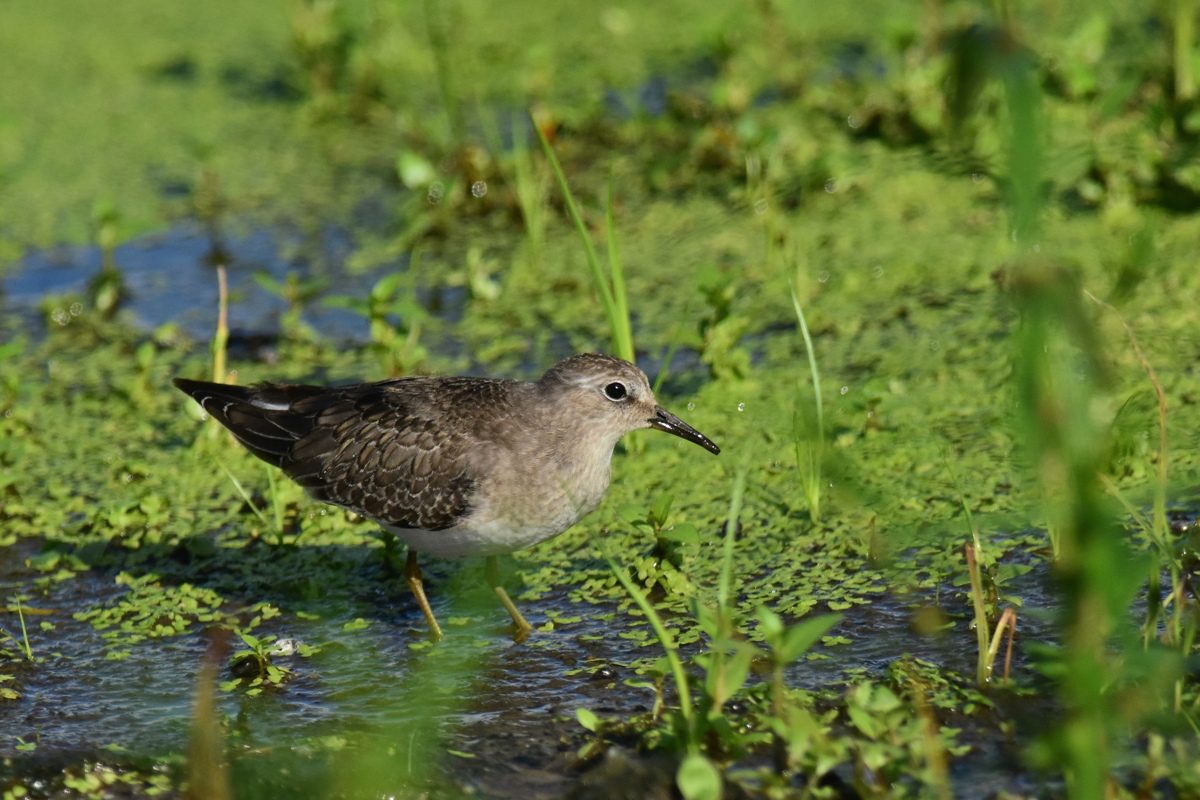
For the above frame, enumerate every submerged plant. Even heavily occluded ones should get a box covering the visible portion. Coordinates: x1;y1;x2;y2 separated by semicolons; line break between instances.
325;259;428;377
696;267;751;382
88;198;127;319
224;630;293;695
510;118;547;263
619;494;699;568
0;597;34;662
589;469;845;797
964;546;1017;687
253;271;329;341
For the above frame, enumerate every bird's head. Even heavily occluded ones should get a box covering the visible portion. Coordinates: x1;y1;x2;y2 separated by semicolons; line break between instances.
537;353;720;455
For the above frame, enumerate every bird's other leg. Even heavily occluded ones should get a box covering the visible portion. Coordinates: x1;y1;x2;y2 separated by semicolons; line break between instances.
485;556;533;643
404;550;444;641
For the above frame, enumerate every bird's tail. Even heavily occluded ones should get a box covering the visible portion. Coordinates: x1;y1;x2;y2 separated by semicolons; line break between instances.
173;378;326;468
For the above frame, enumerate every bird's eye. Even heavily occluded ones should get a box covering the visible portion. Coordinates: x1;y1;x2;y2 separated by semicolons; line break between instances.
604;382;628;401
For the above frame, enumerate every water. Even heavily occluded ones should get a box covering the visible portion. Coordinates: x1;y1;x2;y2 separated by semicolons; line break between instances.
0;522;1068;797
0;222;452;345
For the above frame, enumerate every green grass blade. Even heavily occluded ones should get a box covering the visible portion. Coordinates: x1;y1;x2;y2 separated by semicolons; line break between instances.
790;281;824;521
15;598;33;661
531;112;626;358
652;341;681;396
212;456;270;528
789;283;823;435
606;166;634;363
718;467;747;614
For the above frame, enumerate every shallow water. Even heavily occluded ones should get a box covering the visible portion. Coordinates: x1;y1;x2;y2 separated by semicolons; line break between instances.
1;222;431;345
0;515;1071;798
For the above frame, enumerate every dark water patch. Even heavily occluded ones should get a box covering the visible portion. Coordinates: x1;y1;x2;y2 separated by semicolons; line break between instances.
0;222;418;346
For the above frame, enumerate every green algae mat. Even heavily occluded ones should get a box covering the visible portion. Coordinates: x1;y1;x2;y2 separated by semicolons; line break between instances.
4;1;1200;798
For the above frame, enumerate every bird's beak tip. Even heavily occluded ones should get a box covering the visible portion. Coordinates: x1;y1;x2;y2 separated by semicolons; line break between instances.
648;407;721;455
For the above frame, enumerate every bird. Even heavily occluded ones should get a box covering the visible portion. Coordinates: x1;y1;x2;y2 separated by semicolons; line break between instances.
173;353;720;641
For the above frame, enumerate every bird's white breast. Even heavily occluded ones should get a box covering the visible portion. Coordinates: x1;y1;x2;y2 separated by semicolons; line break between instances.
384;515;574;558
386;441;615;559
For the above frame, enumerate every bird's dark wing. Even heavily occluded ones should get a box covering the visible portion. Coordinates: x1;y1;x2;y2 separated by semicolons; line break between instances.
173;378;480;531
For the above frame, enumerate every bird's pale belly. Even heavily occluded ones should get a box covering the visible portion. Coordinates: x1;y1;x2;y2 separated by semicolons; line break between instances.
383;473;607;558
384;513;579;558
378;450;613;558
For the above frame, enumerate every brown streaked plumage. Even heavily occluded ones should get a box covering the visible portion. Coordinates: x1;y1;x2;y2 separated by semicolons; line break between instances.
174;353;720;641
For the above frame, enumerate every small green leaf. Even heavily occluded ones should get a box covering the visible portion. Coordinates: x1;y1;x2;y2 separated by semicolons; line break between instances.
779;614;842;664
650;494;674;527
693;603;720;641
252;273;282;295
576;707;599;731
724;644;755;698
618;505;649;527
658;523;699;544
677;753;722;800
756;606;784;641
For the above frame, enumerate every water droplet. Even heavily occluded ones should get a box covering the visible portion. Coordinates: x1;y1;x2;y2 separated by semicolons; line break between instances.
124;475;133;483
687;403;695;411
872;264;883;278
427;182;444;205
847;114;860;129
471;181;487;198
320;509;326;515
3;409;10;418
754;198;769;215
818;271;830;283
69;302;83;316
824;180;837;193
51;308;69;326
737;403;745;411
972;173;983;183
840;386;848;395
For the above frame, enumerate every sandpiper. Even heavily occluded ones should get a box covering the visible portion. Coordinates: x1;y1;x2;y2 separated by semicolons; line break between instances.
174;353;720;641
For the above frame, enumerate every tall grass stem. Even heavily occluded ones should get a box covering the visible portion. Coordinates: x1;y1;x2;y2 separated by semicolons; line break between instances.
532;113;633;362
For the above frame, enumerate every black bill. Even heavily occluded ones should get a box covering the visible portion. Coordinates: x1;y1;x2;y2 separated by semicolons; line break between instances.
648;407;721;455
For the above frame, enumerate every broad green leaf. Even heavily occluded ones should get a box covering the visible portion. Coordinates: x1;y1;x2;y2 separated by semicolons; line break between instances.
658;523;699;544
677;753;722;800
576;707;599;732
723;644;754;698
650;494;674;527
755;606;784;642
779;614;842;664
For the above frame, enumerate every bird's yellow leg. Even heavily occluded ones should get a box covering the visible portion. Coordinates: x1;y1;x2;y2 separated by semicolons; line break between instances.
485;556;533;643
404;550;444;641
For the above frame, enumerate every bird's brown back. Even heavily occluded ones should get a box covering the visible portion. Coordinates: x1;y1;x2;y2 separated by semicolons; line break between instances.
174;376;529;531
